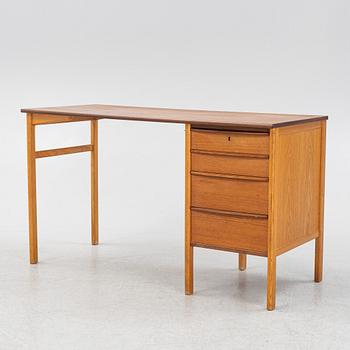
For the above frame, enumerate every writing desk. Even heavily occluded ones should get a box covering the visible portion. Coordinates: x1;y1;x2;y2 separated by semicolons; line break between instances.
21;104;327;310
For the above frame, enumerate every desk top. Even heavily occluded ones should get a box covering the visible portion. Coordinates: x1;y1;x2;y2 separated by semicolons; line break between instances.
21;104;327;129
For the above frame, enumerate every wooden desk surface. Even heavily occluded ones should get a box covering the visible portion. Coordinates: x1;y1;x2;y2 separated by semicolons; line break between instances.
21;104;327;129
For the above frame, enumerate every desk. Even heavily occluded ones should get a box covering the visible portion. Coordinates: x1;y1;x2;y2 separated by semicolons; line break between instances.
21;104;327;310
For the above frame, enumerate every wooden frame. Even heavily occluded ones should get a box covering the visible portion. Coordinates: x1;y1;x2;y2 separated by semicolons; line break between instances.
26;113;99;263
24;106;327;311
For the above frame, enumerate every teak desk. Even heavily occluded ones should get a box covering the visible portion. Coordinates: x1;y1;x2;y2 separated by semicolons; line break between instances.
21;104;327;310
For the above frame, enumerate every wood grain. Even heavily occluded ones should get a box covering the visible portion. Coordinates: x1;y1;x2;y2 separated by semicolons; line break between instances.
191;174;268;215
21;104;328;129
191;209;268;256
91;120;99;245
26;114;38;264
191;152;269;178
315;120;327;282
35;145;93;158
266;121;327;310
191;130;269;155
185;124;193;295
271;122;323;255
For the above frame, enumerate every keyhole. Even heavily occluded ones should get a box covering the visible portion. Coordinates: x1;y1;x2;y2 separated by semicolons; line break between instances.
228;136;231;141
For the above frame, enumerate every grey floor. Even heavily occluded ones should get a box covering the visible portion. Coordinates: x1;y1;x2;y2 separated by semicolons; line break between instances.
1;228;349;350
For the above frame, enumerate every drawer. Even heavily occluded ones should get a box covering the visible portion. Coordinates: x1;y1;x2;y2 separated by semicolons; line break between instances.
191;152;269;178
191;209;268;256
191;129;269;156
191;174;268;215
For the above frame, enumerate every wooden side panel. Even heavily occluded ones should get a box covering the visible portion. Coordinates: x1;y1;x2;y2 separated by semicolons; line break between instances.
191;175;268;215
191;152;269;178
271;122;323;255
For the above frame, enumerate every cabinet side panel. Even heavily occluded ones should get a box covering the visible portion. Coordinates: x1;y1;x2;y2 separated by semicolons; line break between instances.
272;122;323;254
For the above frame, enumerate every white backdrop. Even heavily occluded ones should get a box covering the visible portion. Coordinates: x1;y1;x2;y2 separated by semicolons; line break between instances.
0;1;349;349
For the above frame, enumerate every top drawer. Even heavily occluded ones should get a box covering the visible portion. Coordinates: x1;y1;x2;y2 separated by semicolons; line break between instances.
191;129;269;156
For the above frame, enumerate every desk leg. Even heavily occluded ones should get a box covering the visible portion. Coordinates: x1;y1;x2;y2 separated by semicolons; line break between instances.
185;124;193;294
315;120;326;282
314;238;323;282
267;255;276;310
26;114;38;264
238;254;247;271
91;120;99;245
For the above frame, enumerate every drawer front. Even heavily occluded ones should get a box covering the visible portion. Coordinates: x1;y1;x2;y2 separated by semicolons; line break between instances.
191;152;269;178
191;210;268;256
191;174;268;215
191;130;269;155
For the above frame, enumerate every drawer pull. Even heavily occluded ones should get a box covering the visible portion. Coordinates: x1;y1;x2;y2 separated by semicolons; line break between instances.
191;171;268;182
192;149;268;159
191;207;267;219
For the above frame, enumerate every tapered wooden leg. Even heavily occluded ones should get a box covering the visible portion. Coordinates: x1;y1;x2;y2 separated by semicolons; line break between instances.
315;120;326;282
185;246;193;295
314;237;323;282
239;253;247;271
27;114;38;264
267;255;276;311
91;120;99;245
185;124;193;294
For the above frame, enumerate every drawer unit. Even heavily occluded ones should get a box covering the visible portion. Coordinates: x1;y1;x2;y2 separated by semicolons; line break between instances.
191;129;269;156
191;173;268;215
191;152;269;178
191;209;268;256
185;119;326;311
